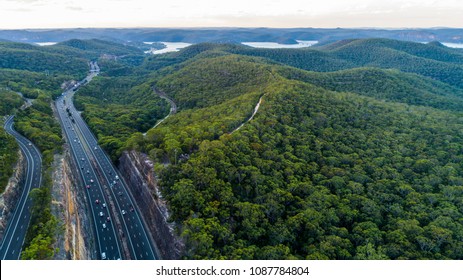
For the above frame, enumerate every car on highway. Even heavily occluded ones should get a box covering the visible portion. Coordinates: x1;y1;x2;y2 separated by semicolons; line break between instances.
102;203;106;208
106;217;110;222
101;252;106;260
95;199;99;204
86;185;90;189
99;212;104;217
121;210;126;215
90;179;94;183
115;175;119;180
102;223;106;229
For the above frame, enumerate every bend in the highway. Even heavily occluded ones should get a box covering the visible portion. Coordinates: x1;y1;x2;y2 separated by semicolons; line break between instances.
0;116;42;260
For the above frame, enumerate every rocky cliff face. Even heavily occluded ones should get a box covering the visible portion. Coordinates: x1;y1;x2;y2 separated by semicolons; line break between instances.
51;146;95;260
0;150;24;241
118;150;184;259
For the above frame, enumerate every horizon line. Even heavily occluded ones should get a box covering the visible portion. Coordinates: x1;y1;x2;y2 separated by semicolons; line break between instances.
1;26;462;31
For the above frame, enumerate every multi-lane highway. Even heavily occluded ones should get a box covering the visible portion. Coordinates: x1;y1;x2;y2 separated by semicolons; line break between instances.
0;116;42;260
55;62;158;260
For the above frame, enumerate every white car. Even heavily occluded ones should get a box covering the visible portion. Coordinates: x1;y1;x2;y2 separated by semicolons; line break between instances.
101;252;106;260
121;210;126;215
102;223;106;229
99;212;104;217
102;203;106;208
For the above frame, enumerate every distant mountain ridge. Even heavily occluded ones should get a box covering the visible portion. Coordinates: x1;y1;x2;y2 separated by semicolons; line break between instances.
0;28;462;45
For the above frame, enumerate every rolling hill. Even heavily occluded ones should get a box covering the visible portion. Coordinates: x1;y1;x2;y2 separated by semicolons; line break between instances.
73;40;463;259
4;37;463;260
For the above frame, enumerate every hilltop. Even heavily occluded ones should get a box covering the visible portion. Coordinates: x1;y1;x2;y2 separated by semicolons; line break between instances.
72;39;463;259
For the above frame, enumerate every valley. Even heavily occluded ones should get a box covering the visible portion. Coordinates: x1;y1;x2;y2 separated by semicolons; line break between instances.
1;31;463;260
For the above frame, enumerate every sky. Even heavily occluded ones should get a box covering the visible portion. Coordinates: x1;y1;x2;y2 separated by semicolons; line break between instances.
0;0;462;29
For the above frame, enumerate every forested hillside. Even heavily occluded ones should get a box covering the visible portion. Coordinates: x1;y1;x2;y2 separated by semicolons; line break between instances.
50;39;144;61
71;40;463;259
0;39;141;259
0;42;88;77
0;126;17;193
277;67;463;111
74;75;169;160
227;39;463;89
3;38;459;260
0;89;22;192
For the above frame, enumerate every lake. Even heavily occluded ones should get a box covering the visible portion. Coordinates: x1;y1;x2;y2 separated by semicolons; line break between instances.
241;40;318;49
35;42;57;46
442;42;463;48
144;42;192;54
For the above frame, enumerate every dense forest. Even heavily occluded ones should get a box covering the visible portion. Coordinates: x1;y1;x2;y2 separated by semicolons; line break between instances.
0;127;17;193
74;75;169;160
151;55;463;259
3;37;463;260
0;90;22;192
74;39;463;259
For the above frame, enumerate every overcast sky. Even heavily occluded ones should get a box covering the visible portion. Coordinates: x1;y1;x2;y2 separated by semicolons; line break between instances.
0;0;462;29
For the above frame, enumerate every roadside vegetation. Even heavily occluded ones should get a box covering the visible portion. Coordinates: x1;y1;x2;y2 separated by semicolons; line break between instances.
4;38;463;259
0;90;22;193
0;123;18;193
0;40;129;259
126;41;463;259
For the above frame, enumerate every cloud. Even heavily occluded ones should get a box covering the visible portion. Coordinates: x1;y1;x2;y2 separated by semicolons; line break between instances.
66;6;83;11
205;5;463;28
1;0;462;29
4;7;33;12
4;0;40;2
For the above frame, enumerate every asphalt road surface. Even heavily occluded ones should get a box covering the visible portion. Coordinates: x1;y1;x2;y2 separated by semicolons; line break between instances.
0;116;42;260
55;64;158;260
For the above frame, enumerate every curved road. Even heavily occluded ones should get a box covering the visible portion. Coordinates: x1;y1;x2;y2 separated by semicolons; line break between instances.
143;88;177;135
55;64;158;259
0;116;42;260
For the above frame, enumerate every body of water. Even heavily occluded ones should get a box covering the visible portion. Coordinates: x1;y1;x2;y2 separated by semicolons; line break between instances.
144;42;192;54
441;42;463;48
241;40;318;49
35;42;57;46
